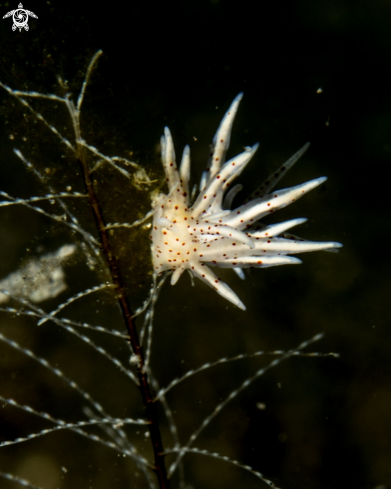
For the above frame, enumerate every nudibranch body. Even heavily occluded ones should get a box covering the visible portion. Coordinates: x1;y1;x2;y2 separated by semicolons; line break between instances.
150;94;341;310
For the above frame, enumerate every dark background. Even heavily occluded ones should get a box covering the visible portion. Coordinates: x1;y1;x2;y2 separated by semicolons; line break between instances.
0;1;390;489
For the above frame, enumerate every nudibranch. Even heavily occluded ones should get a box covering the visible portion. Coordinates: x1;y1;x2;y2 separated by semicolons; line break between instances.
150;94;341;310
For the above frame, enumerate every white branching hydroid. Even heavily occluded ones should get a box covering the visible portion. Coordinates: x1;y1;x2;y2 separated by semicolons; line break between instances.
151;93;341;310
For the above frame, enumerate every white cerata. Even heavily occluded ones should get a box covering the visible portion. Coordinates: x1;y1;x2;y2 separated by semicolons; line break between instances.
150;93;342;310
